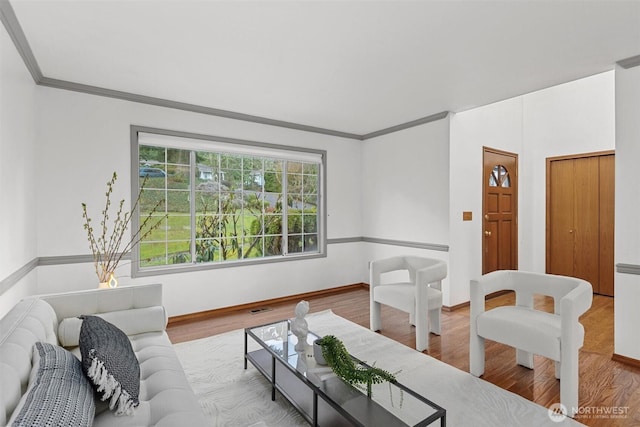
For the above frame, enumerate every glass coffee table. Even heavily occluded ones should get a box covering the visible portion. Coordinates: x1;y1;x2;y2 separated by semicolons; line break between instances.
244;319;446;426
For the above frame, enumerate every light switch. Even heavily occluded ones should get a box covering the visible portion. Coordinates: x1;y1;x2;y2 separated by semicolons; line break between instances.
463;211;472;221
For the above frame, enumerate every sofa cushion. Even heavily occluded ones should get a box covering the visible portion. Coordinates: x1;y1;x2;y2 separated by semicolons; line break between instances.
8;342;95;427
58;306;168;347
91;331;207;427
79;315;140;416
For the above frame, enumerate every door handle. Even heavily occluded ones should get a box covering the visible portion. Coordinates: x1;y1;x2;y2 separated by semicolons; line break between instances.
485;230;492;236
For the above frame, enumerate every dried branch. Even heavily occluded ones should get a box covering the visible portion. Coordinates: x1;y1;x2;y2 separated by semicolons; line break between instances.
81;172;167;283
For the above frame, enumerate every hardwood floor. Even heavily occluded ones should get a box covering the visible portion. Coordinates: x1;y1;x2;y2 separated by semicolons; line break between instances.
167;287;640;426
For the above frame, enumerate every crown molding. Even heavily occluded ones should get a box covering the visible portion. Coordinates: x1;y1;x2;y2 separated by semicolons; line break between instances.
0;0;42;81
361;111;450;140
37;76;364;140
37;77;449;141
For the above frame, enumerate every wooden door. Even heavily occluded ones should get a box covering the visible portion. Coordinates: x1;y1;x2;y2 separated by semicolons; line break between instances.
573;156;600;289
483;148;518;274
547;159;575;278
546;152;614;296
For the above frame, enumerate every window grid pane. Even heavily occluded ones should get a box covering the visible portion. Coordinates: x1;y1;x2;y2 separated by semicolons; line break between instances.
138;141;321;271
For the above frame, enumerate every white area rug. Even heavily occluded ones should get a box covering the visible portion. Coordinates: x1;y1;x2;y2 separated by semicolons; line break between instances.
174;309;582;426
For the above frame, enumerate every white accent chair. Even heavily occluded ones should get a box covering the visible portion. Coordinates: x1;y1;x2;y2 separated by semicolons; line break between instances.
469;270;593;417
369;256;447;352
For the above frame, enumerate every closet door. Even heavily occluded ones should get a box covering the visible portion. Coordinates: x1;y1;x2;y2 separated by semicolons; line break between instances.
546;151;614;296
572;156;600;291
548;159;575;278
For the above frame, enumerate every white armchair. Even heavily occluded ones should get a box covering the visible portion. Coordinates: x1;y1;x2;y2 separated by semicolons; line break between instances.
470;270;593;417
369;256;447;352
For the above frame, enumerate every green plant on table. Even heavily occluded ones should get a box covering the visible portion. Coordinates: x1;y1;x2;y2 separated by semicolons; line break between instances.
81;171;166;283
316;335;398;398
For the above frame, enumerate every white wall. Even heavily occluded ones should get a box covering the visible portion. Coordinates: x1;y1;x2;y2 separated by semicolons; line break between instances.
522;71;616;273
449;97;524;306
361;118;452;302
361;118;450;244
0;26;39;316
33;86;365;317
448;72;615;306
614;64;640;360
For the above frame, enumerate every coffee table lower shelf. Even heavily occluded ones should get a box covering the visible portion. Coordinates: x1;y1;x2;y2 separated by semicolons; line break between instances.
245;347;444;427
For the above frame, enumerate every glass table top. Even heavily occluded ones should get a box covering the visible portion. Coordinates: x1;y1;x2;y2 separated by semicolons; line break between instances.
246;319;444;426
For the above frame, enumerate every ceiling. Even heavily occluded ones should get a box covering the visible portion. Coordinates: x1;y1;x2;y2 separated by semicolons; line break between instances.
7;0;640;137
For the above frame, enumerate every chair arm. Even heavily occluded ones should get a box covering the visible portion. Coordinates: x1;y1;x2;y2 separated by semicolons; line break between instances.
416;261;447;291
415;261;447;312
472;270;514;296
560;280;593;347
369;256;407;288
469;278;486;323
470;270;514;326
560;279;593;318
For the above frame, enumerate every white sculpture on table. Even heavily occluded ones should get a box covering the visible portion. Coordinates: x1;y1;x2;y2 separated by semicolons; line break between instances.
291;300;309;352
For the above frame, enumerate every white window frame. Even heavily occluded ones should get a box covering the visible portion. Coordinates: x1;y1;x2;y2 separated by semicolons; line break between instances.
130;125;327;277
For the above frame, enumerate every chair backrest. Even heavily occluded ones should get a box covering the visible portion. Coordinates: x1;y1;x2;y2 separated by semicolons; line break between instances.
496;270;592;315
404;256;444;283
370;256;446;286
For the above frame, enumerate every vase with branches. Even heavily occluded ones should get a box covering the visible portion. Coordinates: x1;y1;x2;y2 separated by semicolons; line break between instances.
81;171;166;285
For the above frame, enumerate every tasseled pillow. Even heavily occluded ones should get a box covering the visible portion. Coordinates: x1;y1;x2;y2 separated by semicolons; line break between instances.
78;315;140;415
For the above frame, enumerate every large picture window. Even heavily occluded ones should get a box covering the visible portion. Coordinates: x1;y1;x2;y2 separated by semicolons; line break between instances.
131;127;325;276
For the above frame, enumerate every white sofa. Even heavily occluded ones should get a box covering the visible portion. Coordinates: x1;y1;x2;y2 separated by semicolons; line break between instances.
0;284;206;426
